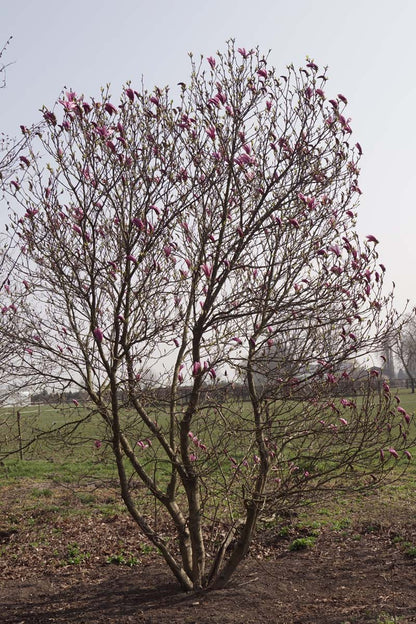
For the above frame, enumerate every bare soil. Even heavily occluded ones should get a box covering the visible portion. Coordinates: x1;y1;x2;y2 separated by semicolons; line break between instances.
1;479;415;624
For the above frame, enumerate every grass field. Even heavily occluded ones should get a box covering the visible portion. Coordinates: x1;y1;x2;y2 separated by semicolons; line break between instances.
1;387;416;482
1;391;416;622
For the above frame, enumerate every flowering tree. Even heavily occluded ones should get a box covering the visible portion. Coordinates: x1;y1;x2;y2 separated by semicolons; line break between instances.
0;35;31;404
2;43;412;590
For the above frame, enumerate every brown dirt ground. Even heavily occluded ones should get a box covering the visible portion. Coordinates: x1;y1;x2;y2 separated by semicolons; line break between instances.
0;479;415;624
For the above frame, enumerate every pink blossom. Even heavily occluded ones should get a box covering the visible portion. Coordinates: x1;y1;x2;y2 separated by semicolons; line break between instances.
404;450;412;460
338;93;348;105
339;418;348;426
137;440;149;449
43;110;57;125
366;235;379;244
132;217;145;230
398;406;411;424
235;153;255;166
192;361;202;376
207;56;216;69
125;88;135;101
127;254;137;263
72;399;79;407
206;126;216;140
94;440;102;449
257;68;268;79
104;102;118;115
93;327;103;344
237;47;249;58
95;125;113;139
389;447;399;459
201;263;212;279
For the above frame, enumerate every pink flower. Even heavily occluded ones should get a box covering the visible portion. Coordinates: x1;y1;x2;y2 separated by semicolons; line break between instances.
93;327;103;344
192;361;202;376
207;56;216;69
72;399;79;407
127;254;137;263
232;337;242;345
201;263;212;279
389;447;399;459
257;68;268;79
132;217;145;230
338;93;348;105
96;125;113;139
137;440;149;449
404;450;412;460
94;440;102;449
398;406;411;424
43;110;57;125
206;126;216;140
125;88;135;101
366;235;379;244
104;102;118;115
19;156;30;167
339;418;348;426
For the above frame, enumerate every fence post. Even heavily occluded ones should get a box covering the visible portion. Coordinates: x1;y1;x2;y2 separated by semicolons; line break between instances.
17;410;23;460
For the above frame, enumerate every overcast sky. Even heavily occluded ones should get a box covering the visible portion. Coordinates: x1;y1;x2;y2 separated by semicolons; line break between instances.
1;0;415;309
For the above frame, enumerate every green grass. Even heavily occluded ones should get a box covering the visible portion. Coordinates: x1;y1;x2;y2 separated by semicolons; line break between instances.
1;390;415;493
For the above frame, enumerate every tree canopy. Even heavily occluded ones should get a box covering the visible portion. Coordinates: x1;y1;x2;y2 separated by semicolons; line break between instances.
1;43;411;590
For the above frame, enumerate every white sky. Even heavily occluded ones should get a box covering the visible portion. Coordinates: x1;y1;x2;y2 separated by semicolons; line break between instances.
1;0;415;310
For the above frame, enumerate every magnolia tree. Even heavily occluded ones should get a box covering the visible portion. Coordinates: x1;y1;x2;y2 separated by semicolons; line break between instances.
2;44;412;590
0;35;32;405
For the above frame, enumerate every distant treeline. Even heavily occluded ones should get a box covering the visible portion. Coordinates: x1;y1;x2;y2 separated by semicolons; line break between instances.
30;373;405;406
